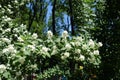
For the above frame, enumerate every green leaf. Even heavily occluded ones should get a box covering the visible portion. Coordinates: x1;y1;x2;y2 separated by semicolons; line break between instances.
3;72;10;79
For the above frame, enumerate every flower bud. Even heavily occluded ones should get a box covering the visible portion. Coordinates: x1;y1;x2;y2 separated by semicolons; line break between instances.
47;30;53;38
62;30;68;39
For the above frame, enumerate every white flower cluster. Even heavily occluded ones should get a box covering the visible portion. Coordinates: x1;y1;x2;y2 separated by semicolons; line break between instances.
62;30;68;39
0;1;104;79
4;28;11;32
65;43;72;50
32;33;38;39
79;55;85;61
1;38;11;44
47;30;53;38
82;44;88;50
88;39;95;48
40;46;50;57
0;64;6;73
41;46;49;53
31;64;37;69
98;42;103;47
2;44;17;54
61;52;70;59
93;50;99;55
0;13;103;79
2;16;12;22
27;45;36;51
75;49;81;54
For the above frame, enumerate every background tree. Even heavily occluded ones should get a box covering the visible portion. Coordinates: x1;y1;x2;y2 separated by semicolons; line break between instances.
27;0;48;35
52;0;56;35
95;0;120;79
68;0;75;35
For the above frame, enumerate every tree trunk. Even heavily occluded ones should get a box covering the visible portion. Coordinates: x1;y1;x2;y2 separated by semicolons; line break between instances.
28;0;37;31
52;0;56;35
69;0;74;35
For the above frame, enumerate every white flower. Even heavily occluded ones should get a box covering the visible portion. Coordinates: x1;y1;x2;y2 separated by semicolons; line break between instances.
18;37;24;42
61;52;70;59
7;8;13;14
20;24;25;28
41;47;50;57
75;49;81;54
1;38;11;43
65;43;71;50
0;64;6;70
0;28;2;31
14;34;18;37
32;33;38;39
8;5;12;8
4;17;11;22
31;64;37;69
62;30;68;38
93;50;99;55
82;44;88;50
8;45;17;53
41;46;49;53
79;55;85;61
3;45;17;54
53;46;57;50
14;0;18;3
61;56;65;60
27;45;35;51
88;39;95;48
98;42;103;47
18;57;25;64
64;52;70;58
2;48;9;53
0;64;6;73
5;28;11;32
13;28;19;33
47;30;53;38
75;41;81;46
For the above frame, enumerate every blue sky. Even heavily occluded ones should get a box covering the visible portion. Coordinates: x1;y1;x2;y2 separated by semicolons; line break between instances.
26;0;71;34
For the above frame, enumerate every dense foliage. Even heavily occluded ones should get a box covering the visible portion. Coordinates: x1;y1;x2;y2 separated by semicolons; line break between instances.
95;0;120;79
0;17;102;79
